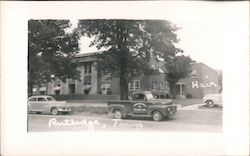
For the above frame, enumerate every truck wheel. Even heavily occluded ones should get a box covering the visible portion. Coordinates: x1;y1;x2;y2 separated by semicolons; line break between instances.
206;100;214;108
152;111;163;121
113;109;123;119
51;107;59;115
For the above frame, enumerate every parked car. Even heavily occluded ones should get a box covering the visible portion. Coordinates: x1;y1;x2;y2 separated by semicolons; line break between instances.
108;91;177;121
203;93;222;107
28;95;71;115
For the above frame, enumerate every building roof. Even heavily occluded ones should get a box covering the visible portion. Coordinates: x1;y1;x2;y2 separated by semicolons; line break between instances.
75;51;104;58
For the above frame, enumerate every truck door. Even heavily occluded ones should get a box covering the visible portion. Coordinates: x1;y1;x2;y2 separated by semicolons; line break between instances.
133;93;147;114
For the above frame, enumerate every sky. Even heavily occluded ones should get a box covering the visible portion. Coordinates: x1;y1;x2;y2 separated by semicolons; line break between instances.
69;2;248;70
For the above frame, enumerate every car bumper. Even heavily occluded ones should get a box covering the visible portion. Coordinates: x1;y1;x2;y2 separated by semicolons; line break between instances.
58;107;71;112
166;105;177;116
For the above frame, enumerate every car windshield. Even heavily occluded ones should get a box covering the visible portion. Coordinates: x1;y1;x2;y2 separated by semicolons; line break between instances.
47;97;55;101
145;93;155;100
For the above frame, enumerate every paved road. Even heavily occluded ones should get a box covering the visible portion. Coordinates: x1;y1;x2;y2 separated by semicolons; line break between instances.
28;109;222;133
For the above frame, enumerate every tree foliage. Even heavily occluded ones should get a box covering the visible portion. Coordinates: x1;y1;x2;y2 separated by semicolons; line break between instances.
165;55;193;98
78;20;182;100
28;20;80;95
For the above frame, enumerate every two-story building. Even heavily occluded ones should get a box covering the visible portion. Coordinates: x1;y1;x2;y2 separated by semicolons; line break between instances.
32;52;221;99
33;51;170;98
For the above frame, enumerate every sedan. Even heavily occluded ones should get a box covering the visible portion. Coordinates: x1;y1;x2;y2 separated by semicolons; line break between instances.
28;95;71;115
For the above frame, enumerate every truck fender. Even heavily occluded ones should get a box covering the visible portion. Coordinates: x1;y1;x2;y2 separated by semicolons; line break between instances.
108;104;127;117
147;105;168;116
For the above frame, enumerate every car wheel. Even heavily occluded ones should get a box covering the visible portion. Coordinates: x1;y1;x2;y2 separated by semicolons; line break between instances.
152;111;163;121
113;109;123;119
206;100;215;107
51;107;59;115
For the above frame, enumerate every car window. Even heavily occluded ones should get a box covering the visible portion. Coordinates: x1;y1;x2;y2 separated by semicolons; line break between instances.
38;97;46;101
145;93;154;100
47;97;53;101
29;97;36;101
133;93;145;100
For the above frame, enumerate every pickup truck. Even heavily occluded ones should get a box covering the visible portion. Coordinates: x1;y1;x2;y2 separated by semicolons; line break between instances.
108;91;177;121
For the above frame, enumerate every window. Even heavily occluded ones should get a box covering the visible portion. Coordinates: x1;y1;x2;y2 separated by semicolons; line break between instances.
29;97;36;101
152;82;158;90
101;82;111;94
175;84;186;95
129;80;140;91
191;70;198;78
47;97;54;101
84;62;92;75
101;83;111;91
38;97;46;101
159;83;164;91
135;81;140;90
133;93;145;100
68;84;75;94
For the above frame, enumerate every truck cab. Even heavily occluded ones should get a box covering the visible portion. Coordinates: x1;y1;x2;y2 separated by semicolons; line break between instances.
108;91;177;121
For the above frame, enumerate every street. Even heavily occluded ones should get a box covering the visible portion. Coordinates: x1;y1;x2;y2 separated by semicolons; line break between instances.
28;105;222;133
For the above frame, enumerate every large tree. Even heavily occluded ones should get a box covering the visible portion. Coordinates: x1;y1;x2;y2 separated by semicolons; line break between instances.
28;20;80;95
78;20;182;100
165;55;192;98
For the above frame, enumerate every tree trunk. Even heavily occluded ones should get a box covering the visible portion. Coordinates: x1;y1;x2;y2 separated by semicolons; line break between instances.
169;83;176;99
119;49;129;100
28;81;33;97
120;75;128;100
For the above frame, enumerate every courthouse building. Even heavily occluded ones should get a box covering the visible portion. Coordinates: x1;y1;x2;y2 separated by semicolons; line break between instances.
33;52;221;99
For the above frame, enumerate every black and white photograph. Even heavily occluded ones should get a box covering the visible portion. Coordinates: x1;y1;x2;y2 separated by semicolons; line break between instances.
1;1;249;156
27;19;223;133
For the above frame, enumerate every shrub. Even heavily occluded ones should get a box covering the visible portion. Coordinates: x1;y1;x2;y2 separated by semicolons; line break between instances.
160;94;165;99
186;93;193;99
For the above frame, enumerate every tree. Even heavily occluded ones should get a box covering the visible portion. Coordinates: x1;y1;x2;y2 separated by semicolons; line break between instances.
28;20;80;96
78;20;182;100
165;55;192;98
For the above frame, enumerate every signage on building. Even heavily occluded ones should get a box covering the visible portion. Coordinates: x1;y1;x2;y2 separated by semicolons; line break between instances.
192;81;217;88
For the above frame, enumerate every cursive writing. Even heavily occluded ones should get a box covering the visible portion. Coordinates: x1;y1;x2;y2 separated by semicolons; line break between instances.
112;119;143;130
48;118;101;131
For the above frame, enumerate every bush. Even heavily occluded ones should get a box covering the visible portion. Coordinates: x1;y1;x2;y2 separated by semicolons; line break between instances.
186;93;193;99
84;90;90;94
160;94;165;99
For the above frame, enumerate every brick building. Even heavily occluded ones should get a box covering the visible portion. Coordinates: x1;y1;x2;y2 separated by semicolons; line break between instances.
33;52;170;98
175;62;221;99
33;52;221;99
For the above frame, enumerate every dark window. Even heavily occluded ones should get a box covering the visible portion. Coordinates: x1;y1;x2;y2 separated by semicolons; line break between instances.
29;98;36;101
38;97;46;101
68;84;75;94
47;97;53;101
133;93;145;100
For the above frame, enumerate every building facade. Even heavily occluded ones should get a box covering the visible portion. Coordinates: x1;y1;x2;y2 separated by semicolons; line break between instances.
32;53;221;99
33;52;170;98
175;62;221;99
